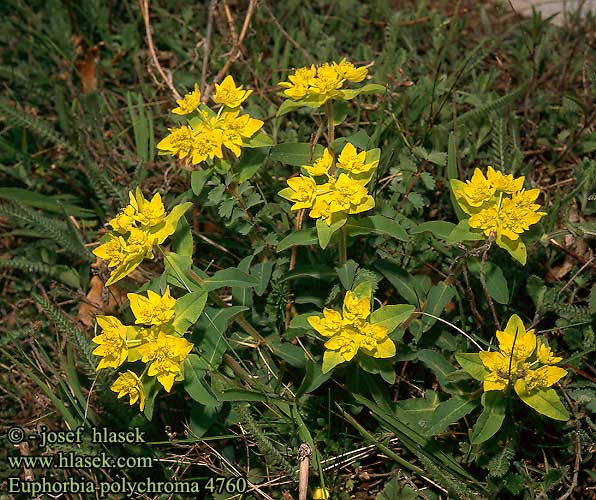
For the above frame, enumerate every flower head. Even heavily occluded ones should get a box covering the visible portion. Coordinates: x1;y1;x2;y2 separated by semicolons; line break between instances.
213;75;252;108
156;126;194;160
334;58;368;82
128;287;176;326
303;148;333;177
280;175;317;210
111;371;146;411
336;143;378;175
92;316;129;370
172;84;201;115
137;332;194;391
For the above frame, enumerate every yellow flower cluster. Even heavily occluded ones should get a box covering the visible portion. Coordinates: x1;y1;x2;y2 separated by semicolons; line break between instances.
157;76;263;164
93;188;190;286
279;59;368;105
451;167;546;264
93;287;194;411
278;143;379;225
479;314;566;394
308;284;395;373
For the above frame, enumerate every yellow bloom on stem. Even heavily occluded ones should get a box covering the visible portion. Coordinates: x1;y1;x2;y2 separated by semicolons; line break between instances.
128;287;176;326
191;125;224;164
92;316;129;370
110;205;137;234
454;168;496;208
93;235;127;269
536;340;563;365
111;370;146;411
303;148;333;177
311;284;398;373
172;83;201;115
279;175;317;210
128;189;166;229
137;332;194;391
308;307;343;337
279;65;317;100
156;126;194;160
309;63;344;102
218;110;263;156
212;75;252;108
336;143;378;174
486;166;524;194
308;193;335;224
334;58;368;83
329;174;373;214
312;487;331;500
342;290;371;326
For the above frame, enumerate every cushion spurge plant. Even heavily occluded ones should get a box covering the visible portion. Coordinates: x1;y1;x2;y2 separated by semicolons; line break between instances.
450;167;546;264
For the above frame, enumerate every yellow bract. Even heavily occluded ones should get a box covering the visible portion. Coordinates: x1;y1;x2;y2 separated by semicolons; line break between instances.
137;332;194;391
92;316;129;370
279;59;368;105
308;286;395;373
213;75;252;108
157;79;263;165
128;287;176;326
451;167;546;264
93;188;191;286
478;314;567;396
279;142;379;226
111;371;146;411
172;84;201;115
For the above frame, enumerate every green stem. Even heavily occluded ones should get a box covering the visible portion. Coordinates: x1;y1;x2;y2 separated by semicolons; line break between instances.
339;226;347;265
325;100;335;174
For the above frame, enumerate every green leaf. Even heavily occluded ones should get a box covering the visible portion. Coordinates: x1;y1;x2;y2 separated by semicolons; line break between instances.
376;262;421;305
455;352;488;381
417;349;457;390
217;389;281;402
316;217;346;249
496;236;527;265
421;282;456;332
517;387;570;421
269;338;306;368
243;132;273;148
142;378;159;421
369;305;415;334
191;169;212;197
163;252;199;291
270;142;324;166
277;228;317;251
296;360;332;397
333;100;349;126
151;202;192;244
0;188;95;218
183;354;219;406
471;392;506;444
447;219;485;244
341;83;386;100
171;216;193;257
276;96;323;116
468;260;509;304
425;396;477;436
345;215;408;241
236;147;270;182
203;267;259;291
410;221;456;240
252;261;274;296
322;350;345;373
377;476;419;500
336;259;359;290
200;306;248;369
358;355;396;384
189;402;220;438
172;291;208;334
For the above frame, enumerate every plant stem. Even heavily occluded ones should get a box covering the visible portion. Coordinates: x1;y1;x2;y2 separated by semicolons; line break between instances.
325;100;335;174
339;226;347;265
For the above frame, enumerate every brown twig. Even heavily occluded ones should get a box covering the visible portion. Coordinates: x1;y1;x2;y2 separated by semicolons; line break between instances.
462;260;484;329
262;1;314;64
200;0;218;95
298;443;311;500
139;0;181;99
203;0;258;101
479;234;501;330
